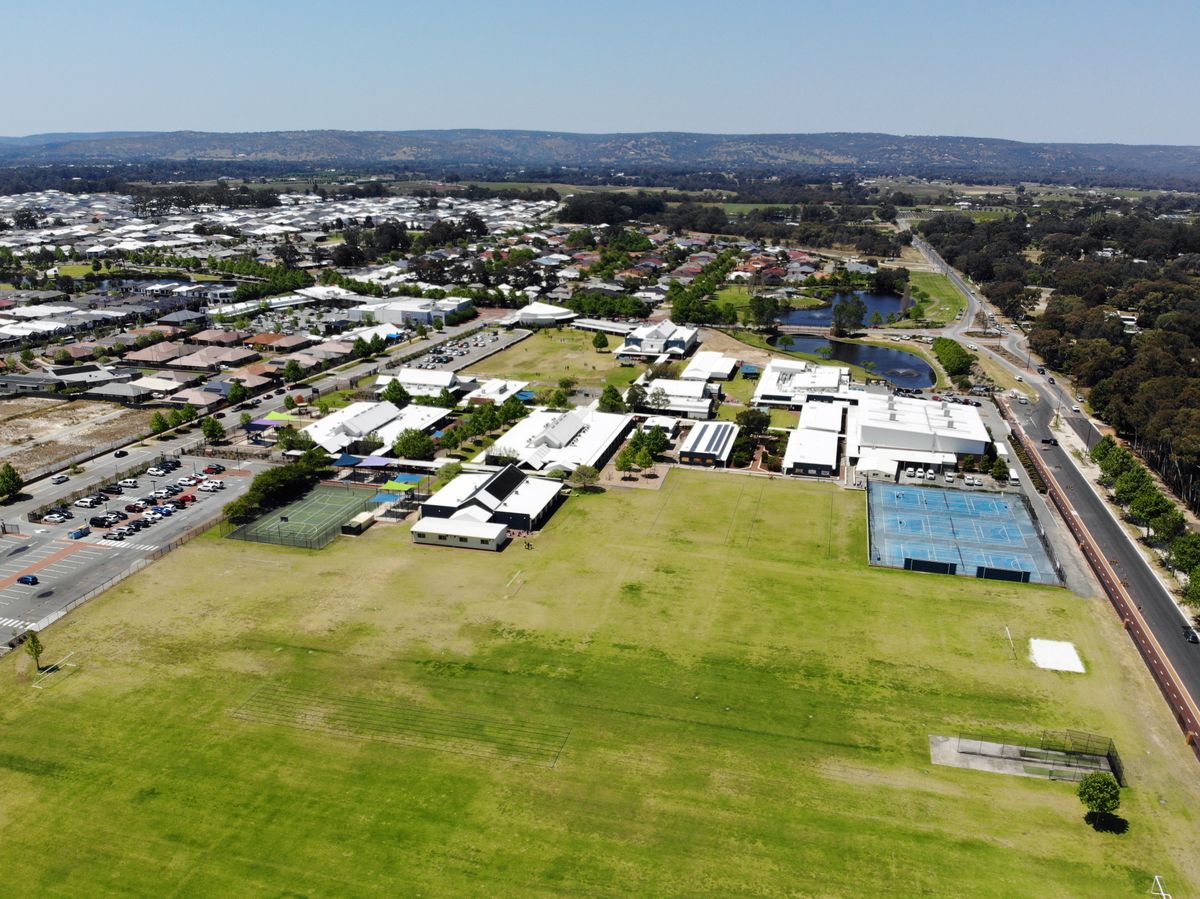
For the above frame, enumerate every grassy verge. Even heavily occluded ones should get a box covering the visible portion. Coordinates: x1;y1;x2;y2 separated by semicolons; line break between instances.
0;471;1197;894
463;327;642;390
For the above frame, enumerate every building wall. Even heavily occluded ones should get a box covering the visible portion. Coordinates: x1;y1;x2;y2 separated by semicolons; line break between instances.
411;530;504;551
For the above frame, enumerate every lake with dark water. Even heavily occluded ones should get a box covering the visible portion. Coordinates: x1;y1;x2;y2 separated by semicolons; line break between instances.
767;335;935;389
776;290;904;328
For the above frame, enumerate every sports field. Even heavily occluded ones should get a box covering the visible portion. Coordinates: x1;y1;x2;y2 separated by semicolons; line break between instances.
234;484;374;545
462;327;641;389
1;471;1199;896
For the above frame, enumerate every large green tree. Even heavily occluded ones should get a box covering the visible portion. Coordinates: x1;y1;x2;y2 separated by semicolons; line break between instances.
1077;771;1121;816
0;462;22;500
392;428;435;461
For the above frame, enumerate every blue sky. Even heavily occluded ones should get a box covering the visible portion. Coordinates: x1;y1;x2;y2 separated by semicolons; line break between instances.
9;0;1200;144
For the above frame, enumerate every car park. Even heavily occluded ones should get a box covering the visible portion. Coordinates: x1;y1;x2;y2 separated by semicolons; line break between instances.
51;474;69;485
16;575;39;586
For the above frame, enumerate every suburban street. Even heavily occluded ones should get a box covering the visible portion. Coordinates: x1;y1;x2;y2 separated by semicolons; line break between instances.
914;237;1200;709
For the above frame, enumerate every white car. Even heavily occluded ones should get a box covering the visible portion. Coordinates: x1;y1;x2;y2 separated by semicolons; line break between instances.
74;498;98;508
926;471;936;481
146;467;167;477
945;473;955;484
197;482;219;492
1072;404;1081;413
118;478;138;488
904;467;915;478
43;513;67;524
143;511;163;522
208;479;226;490
177;476;197;486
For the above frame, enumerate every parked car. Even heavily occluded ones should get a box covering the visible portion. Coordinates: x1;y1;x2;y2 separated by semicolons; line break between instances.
130;519;151;531
118;479;138;488
179;493;197;503
106;532;125;541
945;473;955;484
42;513;67;524
108;510;128;520
125;502;145;513
51;474;69;485
146;467;167;477
89;516;110;528
925;471;936;481
177;476;197;486
208;479;225;490
203;464;226;474
198;482;218;493
143;511;163;522
74;498;98;509
16;575;39;586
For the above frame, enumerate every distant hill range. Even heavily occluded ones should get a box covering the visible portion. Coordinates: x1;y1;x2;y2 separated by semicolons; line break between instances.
4;129;1200;188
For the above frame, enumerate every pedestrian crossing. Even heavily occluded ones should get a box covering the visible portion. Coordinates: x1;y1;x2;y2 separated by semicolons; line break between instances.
0;616;33;630
94;540;158;551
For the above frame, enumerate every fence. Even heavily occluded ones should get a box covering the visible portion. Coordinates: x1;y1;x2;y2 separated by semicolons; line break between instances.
998;398;1200;764
2;514;221;655
956;730;1122;783
223;489;380;550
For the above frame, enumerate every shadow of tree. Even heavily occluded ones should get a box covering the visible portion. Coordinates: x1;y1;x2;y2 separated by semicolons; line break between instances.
1084;812;1129;834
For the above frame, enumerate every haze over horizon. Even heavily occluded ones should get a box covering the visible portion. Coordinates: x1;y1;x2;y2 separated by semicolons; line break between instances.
9;0;1200;145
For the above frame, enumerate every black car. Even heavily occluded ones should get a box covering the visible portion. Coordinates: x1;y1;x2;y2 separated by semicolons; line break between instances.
114;449;128;458
103;484;123;494
109;510;129;520
1185;626;1200;644
89;516;111;528
130;518;151;530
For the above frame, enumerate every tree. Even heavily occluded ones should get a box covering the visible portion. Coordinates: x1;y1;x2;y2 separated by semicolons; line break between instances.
646;386;669;411
1129;488;1173;530
180;404;197;423
1185;570;1200;607
227;381;248;404
1170;532;1200;573
24;631;44;672
830;295;867;337
597;384;627;414
201;417;226;443
150;411;170;435
870;311;884;328
614;447;635;480
239;411;253;429
0;462;22;500
626;383;647;411
54;348;72;366
558;376;576;391
1113;466;1152;505
735;408;771;436
433;460;463;490
644;425;670;458
1150;508;1187;544
392;428;435;461
282;360;303;383
991;457;1009;481
635;447;654;473
19;348;33;365
567;464;600;491
380;379;410;407
592;332;609;351
283;394;297;411
1077;771;1121;816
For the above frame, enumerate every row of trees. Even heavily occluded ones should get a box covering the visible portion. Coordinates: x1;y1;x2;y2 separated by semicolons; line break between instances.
931;337;974;377
1090;436;1200;602
223;448;329;524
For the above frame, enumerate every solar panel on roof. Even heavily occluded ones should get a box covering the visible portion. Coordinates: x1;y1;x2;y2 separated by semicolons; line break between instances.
484;464;525;501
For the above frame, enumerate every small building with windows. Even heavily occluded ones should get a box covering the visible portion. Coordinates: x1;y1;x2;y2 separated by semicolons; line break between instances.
410;517;509;551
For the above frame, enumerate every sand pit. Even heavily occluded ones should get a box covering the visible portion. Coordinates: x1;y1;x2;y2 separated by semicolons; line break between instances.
1029;638;1084;673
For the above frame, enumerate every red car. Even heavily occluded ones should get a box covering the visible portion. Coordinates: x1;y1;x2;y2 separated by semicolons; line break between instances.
179;493;197;503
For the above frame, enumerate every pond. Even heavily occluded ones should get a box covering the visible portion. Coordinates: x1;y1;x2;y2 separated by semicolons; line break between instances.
776;290;904;328
767;335;935;389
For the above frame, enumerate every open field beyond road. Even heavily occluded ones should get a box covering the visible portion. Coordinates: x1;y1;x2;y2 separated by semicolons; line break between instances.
462;327;641;389
1;471;1198;896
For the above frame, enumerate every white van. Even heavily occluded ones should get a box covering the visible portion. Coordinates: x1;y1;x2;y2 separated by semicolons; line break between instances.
1008;467;1020;484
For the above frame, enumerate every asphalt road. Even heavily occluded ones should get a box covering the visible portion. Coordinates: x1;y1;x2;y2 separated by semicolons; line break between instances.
914;239;1200;705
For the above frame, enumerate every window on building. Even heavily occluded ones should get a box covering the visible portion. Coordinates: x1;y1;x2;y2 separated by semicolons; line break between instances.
437;534;447;541
459;537;467;543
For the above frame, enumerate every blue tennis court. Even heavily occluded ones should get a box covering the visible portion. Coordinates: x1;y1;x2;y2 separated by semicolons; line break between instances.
867;482;1061;585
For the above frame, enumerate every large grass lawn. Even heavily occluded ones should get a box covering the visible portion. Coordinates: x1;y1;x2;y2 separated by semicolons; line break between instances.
899;271;967;325
462;328;642;389
1;472;1199;896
